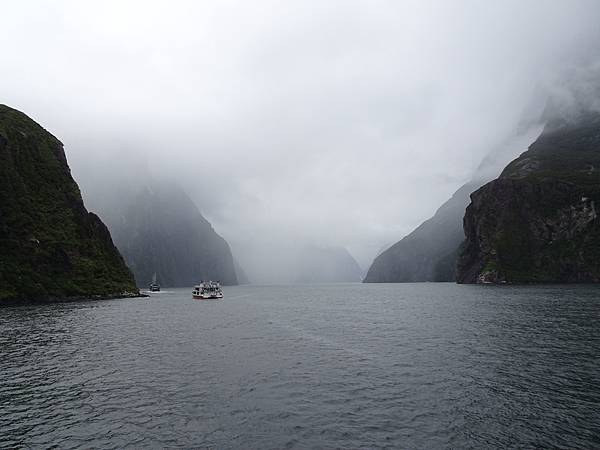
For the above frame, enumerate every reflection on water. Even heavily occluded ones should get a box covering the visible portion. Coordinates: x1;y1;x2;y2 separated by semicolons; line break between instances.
1;283;599;448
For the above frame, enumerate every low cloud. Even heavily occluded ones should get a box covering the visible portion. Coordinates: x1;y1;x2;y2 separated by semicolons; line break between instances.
2;1;600;269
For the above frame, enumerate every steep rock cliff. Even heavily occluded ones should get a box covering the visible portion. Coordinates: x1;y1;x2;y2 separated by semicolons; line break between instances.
0;105;138;302
457;113;600;283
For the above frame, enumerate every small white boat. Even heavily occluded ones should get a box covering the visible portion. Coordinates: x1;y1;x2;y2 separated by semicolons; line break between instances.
192;281;223;300
149;272;161;292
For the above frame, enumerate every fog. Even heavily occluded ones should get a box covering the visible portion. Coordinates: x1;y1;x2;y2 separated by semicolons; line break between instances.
2;1;600;275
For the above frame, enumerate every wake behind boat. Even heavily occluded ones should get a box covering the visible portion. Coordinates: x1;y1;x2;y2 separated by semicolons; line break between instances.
193;281;223;300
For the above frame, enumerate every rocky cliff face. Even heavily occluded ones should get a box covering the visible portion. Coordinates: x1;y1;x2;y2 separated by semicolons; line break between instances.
0;105;138;302
93;181;238;287
457;112;600;283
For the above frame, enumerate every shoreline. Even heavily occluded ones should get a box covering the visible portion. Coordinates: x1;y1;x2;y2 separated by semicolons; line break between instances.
0;291;149;307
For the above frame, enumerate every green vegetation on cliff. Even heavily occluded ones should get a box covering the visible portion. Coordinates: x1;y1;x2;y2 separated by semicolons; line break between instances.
457;113;600;283
0;105;138;302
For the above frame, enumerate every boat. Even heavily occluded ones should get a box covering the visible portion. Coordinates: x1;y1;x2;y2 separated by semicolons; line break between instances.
149;272;161;292
192;281;223;300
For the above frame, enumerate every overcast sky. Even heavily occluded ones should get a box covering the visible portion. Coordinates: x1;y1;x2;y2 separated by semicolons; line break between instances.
2;1;600;268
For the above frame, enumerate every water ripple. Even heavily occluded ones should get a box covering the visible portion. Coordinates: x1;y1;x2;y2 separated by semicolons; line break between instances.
1;283;600;448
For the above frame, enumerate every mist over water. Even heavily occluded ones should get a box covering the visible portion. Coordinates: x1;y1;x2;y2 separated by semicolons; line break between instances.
2;3;600;448
2;1;600;278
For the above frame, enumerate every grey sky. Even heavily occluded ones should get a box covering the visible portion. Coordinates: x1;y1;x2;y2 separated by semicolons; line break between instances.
2;1;600;268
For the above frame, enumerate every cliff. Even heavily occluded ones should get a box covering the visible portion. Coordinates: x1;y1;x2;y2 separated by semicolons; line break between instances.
0;105;138;302
92;181;238;287
457;112;600;283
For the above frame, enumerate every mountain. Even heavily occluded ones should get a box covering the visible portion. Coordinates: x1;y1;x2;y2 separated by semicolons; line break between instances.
90;181;238;287
457;111;600;283
0;105;138;302
364;126;542;283
364;182;478;282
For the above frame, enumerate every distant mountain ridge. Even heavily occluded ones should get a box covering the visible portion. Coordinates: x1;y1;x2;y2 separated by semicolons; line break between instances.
0;105;138;302
89;180;239;287
364;182;477;282
363;125;542;283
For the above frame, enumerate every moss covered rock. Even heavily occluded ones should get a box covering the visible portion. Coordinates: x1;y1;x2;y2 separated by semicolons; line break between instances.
0;105;139;302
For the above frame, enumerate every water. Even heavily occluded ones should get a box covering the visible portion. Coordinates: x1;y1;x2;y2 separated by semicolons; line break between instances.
1;283;599;449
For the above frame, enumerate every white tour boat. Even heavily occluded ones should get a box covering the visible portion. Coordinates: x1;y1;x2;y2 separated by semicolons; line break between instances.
192;281;223;300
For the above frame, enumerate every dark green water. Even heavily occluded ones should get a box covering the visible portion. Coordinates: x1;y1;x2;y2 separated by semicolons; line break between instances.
1;283;599;449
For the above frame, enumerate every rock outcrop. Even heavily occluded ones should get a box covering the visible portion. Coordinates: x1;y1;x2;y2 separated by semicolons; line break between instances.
457;112;600;283
0;105;138;302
